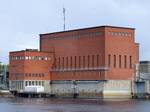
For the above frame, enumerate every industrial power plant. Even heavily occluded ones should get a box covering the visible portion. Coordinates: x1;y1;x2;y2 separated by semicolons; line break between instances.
8;25;150;99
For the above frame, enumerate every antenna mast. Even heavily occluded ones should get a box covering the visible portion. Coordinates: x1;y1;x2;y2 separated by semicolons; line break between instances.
63;5;66;31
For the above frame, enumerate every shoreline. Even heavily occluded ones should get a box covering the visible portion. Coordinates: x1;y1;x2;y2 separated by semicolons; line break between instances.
0;90;14;98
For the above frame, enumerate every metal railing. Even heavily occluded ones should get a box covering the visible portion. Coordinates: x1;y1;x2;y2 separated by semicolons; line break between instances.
50;67;109;72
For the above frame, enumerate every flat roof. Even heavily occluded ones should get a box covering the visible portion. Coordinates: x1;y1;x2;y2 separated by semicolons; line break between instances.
40;25;135;36
140;61;150;64
10;50;53;54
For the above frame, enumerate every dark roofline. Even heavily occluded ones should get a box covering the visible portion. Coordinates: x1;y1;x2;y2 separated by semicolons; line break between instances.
140;61;150;64
10;49;38;53
40;25;135;36
9;50;53;54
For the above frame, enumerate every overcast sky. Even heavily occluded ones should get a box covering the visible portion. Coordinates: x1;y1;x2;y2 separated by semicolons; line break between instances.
0;0;150;64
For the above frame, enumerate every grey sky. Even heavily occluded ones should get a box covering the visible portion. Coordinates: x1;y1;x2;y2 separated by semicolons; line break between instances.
0;0;150;64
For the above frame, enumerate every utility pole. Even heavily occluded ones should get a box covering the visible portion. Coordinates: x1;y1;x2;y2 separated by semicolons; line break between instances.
63;5;66;31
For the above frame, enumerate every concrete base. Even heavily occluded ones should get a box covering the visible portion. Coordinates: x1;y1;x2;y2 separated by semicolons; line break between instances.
50;80;132;99
103;80;132;99
9;80;133;99
103;91;132;99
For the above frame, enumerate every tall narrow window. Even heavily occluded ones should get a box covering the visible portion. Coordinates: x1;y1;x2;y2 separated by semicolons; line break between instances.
124;55;127;68
130;56;132;69
108;54;111;67
92;55;94;67
25;81;28;86
88;55;90;68
119;55;121;68
29;81;31;86
79;56;81;68
83;56;85;68
54;58;57;68
114;55;116;68
97;55;99;67
58;57;60;69
70;56;72;69
66;57;68;69
75;56;77;68
62;57;64;69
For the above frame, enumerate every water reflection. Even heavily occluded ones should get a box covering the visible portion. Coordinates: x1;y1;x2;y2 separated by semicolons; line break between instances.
0;98;149;112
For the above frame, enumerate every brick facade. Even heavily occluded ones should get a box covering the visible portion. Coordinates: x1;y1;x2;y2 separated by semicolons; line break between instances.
40;26;139;80
9;26;139;86
9;49;54;81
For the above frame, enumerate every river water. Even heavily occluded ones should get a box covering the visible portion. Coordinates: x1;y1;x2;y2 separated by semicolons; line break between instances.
0;98;149;112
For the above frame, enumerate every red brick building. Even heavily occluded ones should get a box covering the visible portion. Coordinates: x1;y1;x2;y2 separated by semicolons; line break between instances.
9;26;139;97
9;49;54;92
40;26;139;81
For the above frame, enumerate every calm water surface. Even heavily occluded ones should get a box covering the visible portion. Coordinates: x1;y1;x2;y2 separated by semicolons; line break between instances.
0;98;150;112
